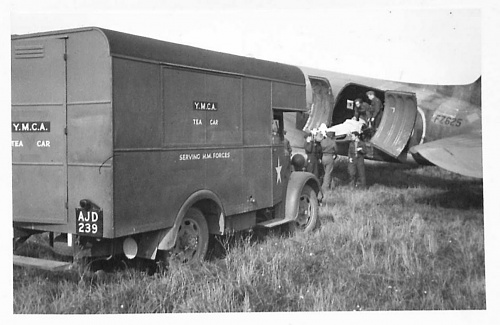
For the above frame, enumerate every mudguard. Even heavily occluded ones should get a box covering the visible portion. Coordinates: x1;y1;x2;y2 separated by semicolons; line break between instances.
156;189;225;252
285;172;321;221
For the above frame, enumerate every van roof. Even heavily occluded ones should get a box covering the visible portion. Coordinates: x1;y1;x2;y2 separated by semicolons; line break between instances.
13;26;305;86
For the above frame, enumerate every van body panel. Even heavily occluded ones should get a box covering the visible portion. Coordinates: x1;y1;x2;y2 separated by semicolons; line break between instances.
12;29;114;237
12;37;68;224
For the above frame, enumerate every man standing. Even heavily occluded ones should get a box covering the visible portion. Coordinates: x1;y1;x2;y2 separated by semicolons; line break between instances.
347;131;367;188
320;131;337;192
366;90;383;129
304;132;322;179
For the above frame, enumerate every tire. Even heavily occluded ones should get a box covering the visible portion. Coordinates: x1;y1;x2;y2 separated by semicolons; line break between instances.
163;208;209;265
289;185;319;233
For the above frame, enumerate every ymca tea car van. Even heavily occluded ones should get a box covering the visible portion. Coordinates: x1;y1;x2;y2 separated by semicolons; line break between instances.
12;27;320;268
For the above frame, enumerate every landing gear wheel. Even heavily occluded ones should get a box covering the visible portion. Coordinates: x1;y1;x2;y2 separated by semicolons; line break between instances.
289;185;318;233
166;208;209;265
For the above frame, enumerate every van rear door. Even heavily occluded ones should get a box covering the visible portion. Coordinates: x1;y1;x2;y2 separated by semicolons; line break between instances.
370;90;417;158
11;37;68;224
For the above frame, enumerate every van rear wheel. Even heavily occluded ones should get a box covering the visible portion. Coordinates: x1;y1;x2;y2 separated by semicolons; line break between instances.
289;185;318;233
160;208;209;265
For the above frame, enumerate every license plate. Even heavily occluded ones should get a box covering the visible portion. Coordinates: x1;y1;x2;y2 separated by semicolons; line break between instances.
76;208;103;237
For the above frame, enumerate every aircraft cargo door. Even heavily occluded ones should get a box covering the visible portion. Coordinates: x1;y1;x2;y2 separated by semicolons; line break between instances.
370;90;417;158
11;37;68;224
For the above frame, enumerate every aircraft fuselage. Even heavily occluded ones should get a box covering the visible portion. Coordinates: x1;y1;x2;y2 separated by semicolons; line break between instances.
294;68;481;169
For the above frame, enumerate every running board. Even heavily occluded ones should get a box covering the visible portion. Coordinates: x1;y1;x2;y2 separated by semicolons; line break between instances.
13;255;72;271
256;218;291;228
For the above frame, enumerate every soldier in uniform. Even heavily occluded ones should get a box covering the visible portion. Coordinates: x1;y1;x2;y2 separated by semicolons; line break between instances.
367;90;383;130
304;132;322;179
347;131;367;188
320;131;337;192
354;98;370;122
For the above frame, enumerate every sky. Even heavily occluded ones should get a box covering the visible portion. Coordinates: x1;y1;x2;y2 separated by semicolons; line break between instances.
6;0;484;85
2;0;500;322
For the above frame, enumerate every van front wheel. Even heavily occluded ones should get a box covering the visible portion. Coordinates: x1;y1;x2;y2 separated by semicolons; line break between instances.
289;185;318;233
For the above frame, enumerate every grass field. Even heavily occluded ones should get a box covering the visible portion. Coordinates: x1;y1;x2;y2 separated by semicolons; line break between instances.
12;159;485;313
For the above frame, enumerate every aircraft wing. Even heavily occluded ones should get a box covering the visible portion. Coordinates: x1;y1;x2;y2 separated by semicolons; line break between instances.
409;133;482;178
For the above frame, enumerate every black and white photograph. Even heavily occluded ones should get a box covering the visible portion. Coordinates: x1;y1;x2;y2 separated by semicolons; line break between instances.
2;0;499;323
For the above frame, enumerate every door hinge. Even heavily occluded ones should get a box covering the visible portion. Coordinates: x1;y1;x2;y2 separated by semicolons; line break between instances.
64;127;67;135
65;202;68;209
63;53;68;61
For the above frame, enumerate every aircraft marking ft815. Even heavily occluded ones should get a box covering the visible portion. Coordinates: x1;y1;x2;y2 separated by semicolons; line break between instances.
288;67;482;178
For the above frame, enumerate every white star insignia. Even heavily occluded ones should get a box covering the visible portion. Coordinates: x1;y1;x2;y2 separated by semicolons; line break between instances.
275;157;282;184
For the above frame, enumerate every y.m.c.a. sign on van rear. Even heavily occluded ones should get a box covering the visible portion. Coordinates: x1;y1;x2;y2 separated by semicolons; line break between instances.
12;122;51;132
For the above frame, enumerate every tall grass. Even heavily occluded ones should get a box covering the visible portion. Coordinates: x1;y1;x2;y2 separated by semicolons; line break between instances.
13;160;485;313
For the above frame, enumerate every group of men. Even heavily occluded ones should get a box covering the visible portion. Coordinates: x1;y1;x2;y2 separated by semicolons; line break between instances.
300;90;382;191
303;130;337;193
304;129;367;192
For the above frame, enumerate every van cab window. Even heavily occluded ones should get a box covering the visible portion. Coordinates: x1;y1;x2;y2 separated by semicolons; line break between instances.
272;113;284;144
